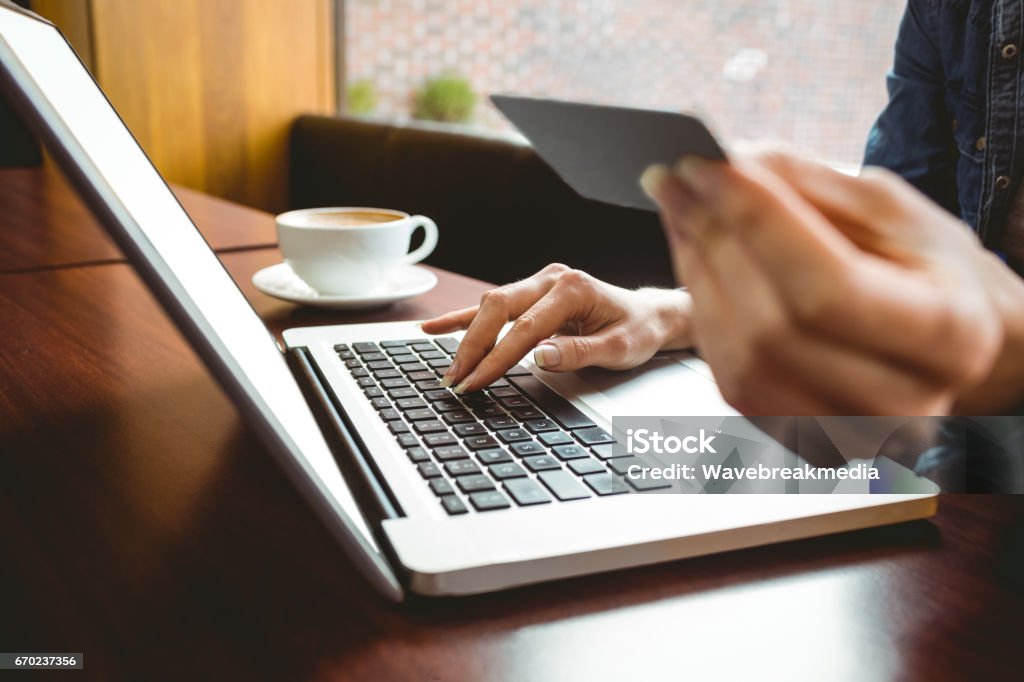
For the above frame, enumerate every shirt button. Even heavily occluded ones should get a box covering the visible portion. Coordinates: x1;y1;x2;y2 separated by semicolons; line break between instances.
996;175;1011;190
1002;43;1018;59
976;136;987;151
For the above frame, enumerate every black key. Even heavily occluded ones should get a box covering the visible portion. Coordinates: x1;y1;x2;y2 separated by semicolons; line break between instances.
476;448;513;464
419;349;445;360
464;435;499;451
442;410;475;424
497;428;531;443
488;378;510;388
454;422;489;437
416;379;444;391
445;460;481;477
379;408;401;421
552;444;589;460
434;400;465;412
357;377;377;388
484;416;518;430
607;457;649;476
385;345;414;355
510;441;545;457
406;447;430;463
423;432;458;448
523;454;561;472
436;337;460;354
388;387;418;399
396;398;427;411
388;420;410;434
393;354;421;364
433;445;470;461
366;360;394;371
407;370;436;382
381;378;411;389
411;342;435;352
404;408;436;421
505;364;532;376
337;349;355;360
508;375;597;430
345;358;363;369
504;478;552;506
372;369;402;380
489;462;527;480
583;472;630;496
575;427;615;445
538;470;592;500
441;495;468;515
417;462;442;478
424;390;455;402
469;490;510;511
525;419;558;433
414;420;448;434
460;392;492;406
490;387;520;399
511;407;544;421
352;342;379;354
473;405;504;419
361;352;387;362
568;458;605;476
396;433;420;448
399;363;429;374
498;396;531;409
539;431;574;446
351;368;369;378
333;343;349;352
364;386;385;398
380;339;416;347
457;474;495;493
591;443;619;460
370;396;392;410
429;478;456;496
427;358;452;369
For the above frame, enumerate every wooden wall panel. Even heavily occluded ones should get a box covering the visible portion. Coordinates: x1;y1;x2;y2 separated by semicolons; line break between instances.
32;0;336;212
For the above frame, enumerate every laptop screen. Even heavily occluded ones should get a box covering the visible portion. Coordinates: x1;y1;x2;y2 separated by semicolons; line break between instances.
0;5;398;595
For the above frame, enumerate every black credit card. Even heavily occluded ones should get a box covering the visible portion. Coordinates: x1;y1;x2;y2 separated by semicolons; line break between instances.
491;94;727;211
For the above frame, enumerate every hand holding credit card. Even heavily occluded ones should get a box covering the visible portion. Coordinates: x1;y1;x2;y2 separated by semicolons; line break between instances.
490;94;727;211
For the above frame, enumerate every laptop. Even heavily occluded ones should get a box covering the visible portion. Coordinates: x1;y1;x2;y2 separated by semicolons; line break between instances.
0;3;938;601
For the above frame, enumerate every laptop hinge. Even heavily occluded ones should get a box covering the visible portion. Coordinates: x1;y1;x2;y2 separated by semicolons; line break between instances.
286;346;404;522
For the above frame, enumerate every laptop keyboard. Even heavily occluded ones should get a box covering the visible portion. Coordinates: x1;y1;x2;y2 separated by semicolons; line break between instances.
334;337;647;515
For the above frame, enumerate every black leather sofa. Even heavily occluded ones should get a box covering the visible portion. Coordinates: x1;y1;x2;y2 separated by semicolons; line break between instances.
288;115;675;289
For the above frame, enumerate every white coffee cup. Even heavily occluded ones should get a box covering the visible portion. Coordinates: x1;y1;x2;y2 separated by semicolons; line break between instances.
276;207;438;295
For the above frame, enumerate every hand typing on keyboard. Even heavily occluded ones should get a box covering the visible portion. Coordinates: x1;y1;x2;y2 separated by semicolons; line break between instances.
420;263;695;393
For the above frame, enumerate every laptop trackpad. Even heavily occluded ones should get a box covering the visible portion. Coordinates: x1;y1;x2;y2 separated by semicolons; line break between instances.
534;351;738;420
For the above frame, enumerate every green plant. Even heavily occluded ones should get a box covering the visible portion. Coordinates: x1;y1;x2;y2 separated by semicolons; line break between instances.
413;73;476;123
346;79;377;116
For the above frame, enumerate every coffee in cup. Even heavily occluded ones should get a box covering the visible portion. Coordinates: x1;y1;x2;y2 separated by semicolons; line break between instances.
276;207;438;295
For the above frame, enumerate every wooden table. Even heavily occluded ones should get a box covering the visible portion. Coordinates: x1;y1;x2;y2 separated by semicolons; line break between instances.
1;166;1022;682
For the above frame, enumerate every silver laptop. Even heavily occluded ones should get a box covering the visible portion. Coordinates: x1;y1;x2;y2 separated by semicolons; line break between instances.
0;3;938;601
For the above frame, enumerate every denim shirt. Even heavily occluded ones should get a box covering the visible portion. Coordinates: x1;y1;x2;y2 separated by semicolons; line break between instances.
864;0;1022;251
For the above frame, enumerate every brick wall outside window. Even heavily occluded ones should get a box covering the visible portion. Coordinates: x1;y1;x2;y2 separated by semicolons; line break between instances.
346;0;903;166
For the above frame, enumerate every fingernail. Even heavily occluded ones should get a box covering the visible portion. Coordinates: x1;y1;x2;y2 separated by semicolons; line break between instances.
640;164;671;199
534;344;560;369
415;321;424;330
453;378;472;394
674;156;707;191
440;375;453;388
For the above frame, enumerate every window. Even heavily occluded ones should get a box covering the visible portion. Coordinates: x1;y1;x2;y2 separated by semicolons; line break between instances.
343;0;903;167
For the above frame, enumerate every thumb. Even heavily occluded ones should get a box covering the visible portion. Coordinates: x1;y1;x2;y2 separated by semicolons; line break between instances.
532;332;631;372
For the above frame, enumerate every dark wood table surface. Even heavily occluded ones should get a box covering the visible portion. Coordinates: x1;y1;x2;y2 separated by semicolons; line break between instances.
0;166;1022;681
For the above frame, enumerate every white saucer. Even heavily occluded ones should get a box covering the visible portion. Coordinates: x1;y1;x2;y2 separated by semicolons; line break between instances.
251;262;438;310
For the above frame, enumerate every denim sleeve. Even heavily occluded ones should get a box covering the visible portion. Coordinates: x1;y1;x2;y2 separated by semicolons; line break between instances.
864;0;960;216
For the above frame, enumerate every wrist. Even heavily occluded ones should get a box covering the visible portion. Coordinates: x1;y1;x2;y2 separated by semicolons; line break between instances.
644;287;695;351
